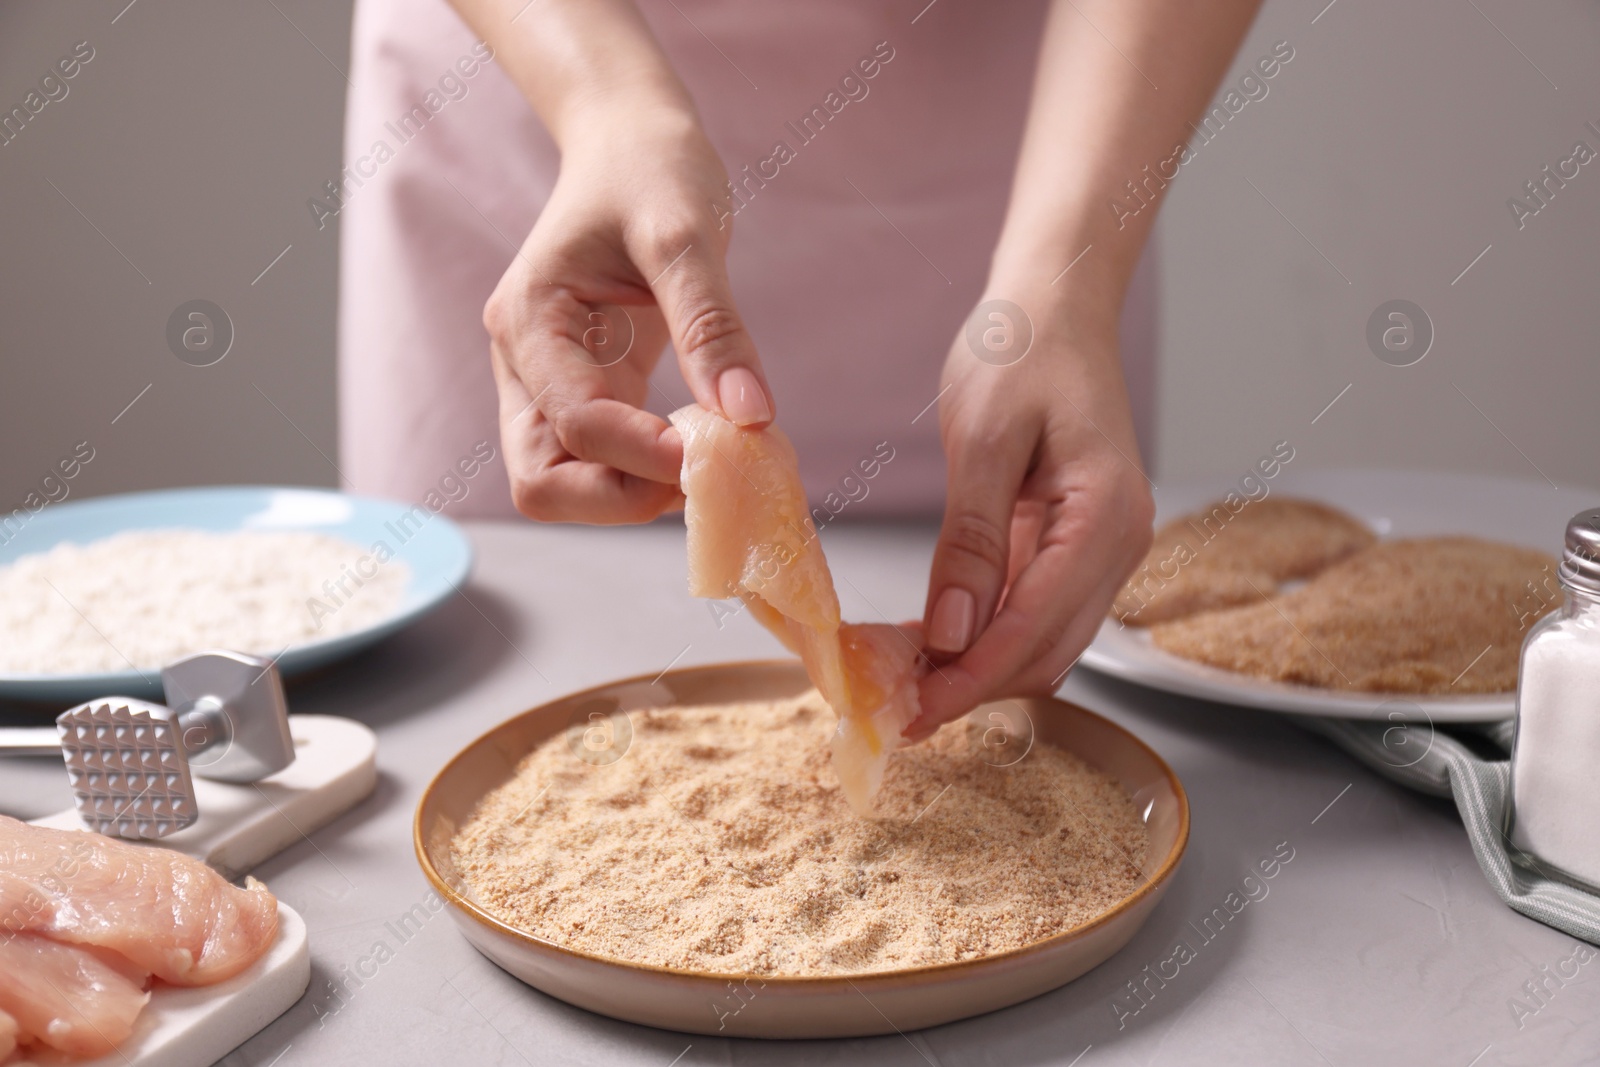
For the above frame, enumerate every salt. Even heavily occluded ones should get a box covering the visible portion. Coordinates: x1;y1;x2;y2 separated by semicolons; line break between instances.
1507;508;1600;889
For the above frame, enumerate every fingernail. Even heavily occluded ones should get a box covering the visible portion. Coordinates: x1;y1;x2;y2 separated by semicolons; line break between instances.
717;367;772;426
928;587;976;653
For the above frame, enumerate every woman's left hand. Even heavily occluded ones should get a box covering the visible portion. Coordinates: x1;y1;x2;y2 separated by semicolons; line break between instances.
906;288;1155;738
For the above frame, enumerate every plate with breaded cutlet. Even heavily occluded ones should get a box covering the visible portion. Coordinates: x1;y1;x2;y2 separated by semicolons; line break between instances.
1081;468;1598;722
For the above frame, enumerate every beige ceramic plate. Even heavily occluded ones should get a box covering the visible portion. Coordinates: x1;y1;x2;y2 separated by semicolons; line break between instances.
414;661;1188;1039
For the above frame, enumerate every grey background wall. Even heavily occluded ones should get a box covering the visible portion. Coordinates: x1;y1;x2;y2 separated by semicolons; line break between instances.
1158;0;1600;492
0;1;351;504
2;0;1597;510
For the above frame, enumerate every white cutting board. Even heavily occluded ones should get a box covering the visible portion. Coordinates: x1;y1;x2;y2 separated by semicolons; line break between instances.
33;714;377;879
12;903;312;1067
21;714;375;1066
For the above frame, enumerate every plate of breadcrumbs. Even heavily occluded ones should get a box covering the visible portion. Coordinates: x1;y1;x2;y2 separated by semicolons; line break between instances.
1083;468;1598;722
415;660;1188;1038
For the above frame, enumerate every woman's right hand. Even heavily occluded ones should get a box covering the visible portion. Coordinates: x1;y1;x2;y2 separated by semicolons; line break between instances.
483;107;775;524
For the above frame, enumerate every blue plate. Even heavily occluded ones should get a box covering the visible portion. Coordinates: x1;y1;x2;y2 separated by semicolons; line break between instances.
0;486;472;704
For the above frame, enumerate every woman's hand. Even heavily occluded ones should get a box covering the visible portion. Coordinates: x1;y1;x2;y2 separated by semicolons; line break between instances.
445;0;775;523
907;290;1154;737
481;111;774;524
895;0;1261;732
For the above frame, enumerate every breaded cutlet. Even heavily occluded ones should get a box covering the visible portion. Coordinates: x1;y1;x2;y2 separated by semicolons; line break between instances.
1114;498;1376;626
1149;537;1559;694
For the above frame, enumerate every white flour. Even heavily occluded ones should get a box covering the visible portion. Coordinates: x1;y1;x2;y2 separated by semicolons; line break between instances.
0;529;409;674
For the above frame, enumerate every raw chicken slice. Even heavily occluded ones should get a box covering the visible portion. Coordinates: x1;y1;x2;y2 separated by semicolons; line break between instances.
0;816;278;986
0;934;149;1059
829;622;923;808
0;1007;18;1062
671;404;924;812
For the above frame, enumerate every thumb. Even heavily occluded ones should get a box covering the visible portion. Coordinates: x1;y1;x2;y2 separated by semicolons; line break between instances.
642;235;774;427
923;428;1030;657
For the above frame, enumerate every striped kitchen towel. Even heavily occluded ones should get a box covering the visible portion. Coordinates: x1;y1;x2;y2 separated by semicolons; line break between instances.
1299;716;1600;944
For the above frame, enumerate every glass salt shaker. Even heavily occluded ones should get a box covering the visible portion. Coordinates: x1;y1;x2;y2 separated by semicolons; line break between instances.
1507;507;1600;889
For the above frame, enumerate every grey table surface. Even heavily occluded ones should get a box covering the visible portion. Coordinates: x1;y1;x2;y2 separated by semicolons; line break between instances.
3;519;1598;1067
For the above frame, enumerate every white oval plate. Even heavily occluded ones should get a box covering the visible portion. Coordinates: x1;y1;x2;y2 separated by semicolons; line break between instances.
1078;468;1597;722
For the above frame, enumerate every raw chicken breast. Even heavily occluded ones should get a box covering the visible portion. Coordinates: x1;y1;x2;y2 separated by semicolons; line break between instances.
0;1008;18;1062
671;404;924;812
0;934;149;1059
0;816;278;986
830;622;924;808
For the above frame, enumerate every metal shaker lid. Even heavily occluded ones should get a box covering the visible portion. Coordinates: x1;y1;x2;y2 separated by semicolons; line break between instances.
1559;508;1600;595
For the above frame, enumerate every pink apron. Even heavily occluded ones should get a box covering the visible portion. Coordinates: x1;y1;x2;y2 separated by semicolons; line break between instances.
338;0;1156;519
